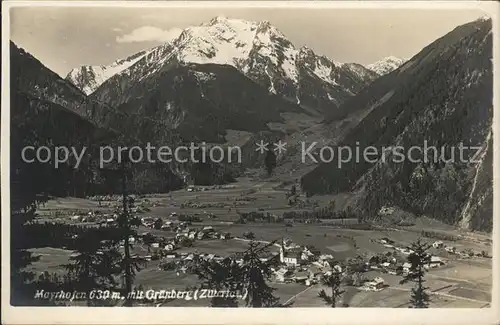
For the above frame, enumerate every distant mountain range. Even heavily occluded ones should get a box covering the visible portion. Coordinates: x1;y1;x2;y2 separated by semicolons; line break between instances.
66;16;377;113
366;56;407;76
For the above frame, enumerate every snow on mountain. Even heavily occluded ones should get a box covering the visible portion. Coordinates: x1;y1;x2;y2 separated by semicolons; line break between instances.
342;63;379;83
366;56;407;76
66;50;151;95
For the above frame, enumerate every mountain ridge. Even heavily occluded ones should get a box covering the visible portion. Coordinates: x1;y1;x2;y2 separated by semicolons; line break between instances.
67;16;377;113
301;18;493;232
366;56;407;75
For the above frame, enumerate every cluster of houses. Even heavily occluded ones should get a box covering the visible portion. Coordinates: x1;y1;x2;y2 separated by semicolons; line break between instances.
268;235;455;292
140;216;232;241
269;239;391;291
185;184;237;192
374;237;447;272
68;211;117;225
134;217;233;261
379;236;486;260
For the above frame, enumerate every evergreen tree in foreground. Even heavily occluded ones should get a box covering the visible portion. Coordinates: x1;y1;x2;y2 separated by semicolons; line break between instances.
400;239;432;308
195;257;242;307
240;241;280;307
116;161;147;306
63;229;122;306
264;149;277;177
318;268;345;307
10;112;49;305
195;240;281;307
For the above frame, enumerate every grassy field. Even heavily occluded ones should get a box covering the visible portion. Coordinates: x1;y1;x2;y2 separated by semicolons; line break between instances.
30;176;492;307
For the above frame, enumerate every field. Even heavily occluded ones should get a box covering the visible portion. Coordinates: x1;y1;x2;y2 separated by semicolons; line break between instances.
32;175;492;308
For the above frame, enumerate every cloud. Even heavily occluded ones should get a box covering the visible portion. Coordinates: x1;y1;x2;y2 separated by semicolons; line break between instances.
116;26;183;43
112;27;123;32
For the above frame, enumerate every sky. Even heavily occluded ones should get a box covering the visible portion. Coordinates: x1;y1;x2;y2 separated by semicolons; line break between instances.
9;6;487;77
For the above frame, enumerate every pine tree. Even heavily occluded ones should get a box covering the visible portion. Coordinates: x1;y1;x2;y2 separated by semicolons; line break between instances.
318;268;345;307
264;149;277;177
63;229;122;306
10;112;50;305
195;257;241;307
116;161;147;306
239;241;280;307
102;152;146;306
400;239;432;308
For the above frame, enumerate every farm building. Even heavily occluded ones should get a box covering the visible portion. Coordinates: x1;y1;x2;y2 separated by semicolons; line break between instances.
432;241;444;248
275;268;294;283
294;271;309;284
428;256;445;268
402;262;412;275
445;246;456;253
363;277;385;291
164;243;175;252
281;248;302;266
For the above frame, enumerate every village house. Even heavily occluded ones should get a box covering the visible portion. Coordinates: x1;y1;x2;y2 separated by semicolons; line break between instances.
164;253;177;259
304;245;321;257
428;256;445;268
188;231;197;239
445;246;456;254
283;249;302;266
280;243;302;267
387;264;403;275
275;268;294;283
320;258;336;269
294;271;309;284
363;277;385;291
432;241;445;249
399;248;414;255
164;243;175;252
333;264;343;274
308;265;324;281
402;262;412;275
319;254;334;261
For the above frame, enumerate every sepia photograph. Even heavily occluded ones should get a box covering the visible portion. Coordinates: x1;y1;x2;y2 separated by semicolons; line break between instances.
1;1;499;324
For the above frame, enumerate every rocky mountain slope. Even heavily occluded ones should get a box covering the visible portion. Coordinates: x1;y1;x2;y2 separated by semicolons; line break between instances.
10;42;187;195
301;18;493;232
367;56;406;75
10;42;111;198
68;16;376;114
11;42;90;118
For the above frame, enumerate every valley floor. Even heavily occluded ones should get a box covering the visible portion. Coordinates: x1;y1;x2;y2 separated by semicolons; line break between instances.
31;176;492;308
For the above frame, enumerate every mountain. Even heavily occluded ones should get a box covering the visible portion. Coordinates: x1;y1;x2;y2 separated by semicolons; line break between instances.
342;63;380;83
10;42;186;196
10;42;110;198
10;42;90;118
367;56;406;75
103;62;310;143
301;18;493;232
66;50;150;95
69;16;375;113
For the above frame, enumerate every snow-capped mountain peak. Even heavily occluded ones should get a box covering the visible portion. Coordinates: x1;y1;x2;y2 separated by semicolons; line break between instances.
68;16;376;112
366;56;407;76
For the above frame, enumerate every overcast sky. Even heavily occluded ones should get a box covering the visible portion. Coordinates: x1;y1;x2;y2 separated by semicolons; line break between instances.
10;6;487;77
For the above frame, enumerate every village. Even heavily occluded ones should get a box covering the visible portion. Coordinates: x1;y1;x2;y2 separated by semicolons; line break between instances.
64;206;489;297
31;179;492;307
